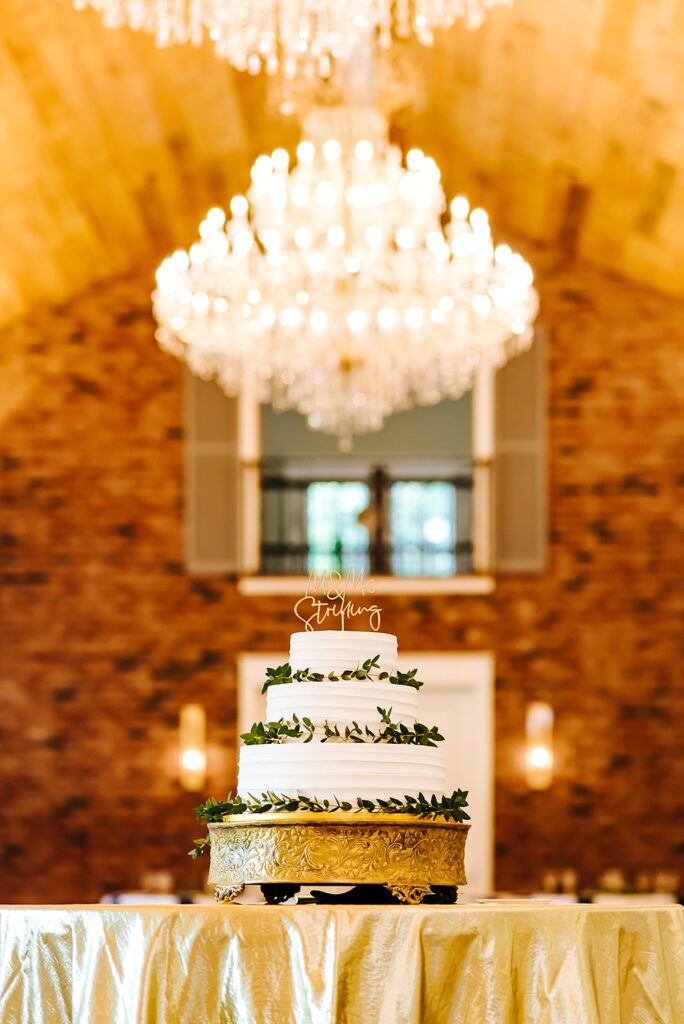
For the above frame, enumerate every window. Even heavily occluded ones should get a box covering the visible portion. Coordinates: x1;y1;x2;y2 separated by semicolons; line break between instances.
184;327;547;588
259;463;474;578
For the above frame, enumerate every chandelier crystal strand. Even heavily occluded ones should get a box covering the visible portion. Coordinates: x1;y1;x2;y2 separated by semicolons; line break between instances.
153;106;538;446
68;0;512;74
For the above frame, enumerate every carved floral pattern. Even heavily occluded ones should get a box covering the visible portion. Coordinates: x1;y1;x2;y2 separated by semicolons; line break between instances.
208;817;468;891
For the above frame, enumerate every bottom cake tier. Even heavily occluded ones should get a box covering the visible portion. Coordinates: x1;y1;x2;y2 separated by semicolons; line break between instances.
237;742;446;801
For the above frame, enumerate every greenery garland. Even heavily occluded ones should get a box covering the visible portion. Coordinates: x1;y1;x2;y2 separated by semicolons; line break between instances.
261;655;423;694
189;789;470;857
240;708;444;747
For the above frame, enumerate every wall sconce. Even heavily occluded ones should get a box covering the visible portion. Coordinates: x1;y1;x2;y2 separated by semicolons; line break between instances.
525;702;553;790
179;704;207;792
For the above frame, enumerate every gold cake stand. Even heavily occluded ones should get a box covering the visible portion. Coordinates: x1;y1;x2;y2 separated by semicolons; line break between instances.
208;812;469;905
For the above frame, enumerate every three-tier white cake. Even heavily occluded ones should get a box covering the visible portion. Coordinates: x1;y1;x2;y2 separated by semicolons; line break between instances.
237;630;447;802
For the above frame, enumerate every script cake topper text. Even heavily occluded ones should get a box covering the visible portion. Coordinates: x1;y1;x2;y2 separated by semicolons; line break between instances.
294;570;382;632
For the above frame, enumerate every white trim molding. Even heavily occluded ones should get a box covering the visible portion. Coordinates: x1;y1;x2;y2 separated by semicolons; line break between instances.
238;574;495;596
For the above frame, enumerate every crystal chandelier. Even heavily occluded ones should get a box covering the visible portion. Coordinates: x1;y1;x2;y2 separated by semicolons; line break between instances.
153;106;538;446
69;0;512;76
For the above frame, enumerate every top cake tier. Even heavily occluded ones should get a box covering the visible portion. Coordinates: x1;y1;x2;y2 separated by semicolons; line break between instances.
290;631;398;676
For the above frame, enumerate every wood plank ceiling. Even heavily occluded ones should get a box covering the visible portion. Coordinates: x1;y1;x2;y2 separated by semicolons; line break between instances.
0;0;683;328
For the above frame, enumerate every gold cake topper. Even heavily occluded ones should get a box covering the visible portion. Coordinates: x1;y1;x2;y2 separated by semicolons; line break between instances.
294;569;382;632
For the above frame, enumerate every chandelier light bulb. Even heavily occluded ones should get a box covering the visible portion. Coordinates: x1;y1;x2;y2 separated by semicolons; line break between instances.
396;226;416;249
296;141;315;164
272;148;290;170
377;307;397;329
294;226;313;248
206;207;226;228
451;196;470;220
473;294;493;316
189;243;206;265
172;250;189;272
230;195;248;218
348;309;368;331
469;208;490;233
323;139;342;162
406;148;425;171
355;140;375;162
405;306;425;328
153;105;538;445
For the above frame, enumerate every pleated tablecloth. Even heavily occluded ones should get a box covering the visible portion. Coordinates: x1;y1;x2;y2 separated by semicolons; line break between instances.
1;903;683;1023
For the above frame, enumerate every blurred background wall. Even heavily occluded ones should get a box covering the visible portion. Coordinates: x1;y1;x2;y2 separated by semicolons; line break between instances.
1;256;681;903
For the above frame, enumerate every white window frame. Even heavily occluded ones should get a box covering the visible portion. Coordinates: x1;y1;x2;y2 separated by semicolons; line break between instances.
236;361;496;595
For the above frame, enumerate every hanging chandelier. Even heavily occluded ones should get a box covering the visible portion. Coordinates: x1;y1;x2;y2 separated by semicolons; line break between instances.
68;1;512;76
153;106;538;446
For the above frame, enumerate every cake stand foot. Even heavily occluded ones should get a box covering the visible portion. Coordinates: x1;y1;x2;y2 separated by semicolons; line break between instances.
310;884;397;904
215;884;245;904
424;885;458;904
385;884;433;905
261;884;301;905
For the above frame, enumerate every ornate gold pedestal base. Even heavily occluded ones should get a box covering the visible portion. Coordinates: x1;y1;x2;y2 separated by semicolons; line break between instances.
208;812;469;905
215;884;246;904
385;884;433;905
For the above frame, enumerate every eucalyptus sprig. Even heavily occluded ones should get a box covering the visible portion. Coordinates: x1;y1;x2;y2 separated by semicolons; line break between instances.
189;788;470;856
240;710;444;747
261;663;293;694
240;715;317;745
375;707;444;746
388;668;423;690
321;721;365;743
260;655;424;692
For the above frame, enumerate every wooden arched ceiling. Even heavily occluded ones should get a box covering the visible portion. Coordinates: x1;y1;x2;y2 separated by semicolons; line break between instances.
0;0;683;328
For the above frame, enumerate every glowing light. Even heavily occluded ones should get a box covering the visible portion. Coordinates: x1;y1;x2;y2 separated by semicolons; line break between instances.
529;746;551;769
72;0;511;77
230;195;248;217
181;749;206;772
323;138;342;161
153;104;537;447
355;140;374;161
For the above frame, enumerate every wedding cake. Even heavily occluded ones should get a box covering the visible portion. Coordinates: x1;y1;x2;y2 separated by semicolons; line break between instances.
195;607;469;904
237;630;447;803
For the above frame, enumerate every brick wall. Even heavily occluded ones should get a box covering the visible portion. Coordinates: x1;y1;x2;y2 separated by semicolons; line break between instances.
1;259;682;902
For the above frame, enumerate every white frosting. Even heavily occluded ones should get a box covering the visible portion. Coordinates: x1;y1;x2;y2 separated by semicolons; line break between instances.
290;631;397;676
267;681;418;727
238;743;446;801
238;630;447;804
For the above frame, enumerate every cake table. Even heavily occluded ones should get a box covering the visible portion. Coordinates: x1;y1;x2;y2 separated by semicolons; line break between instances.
1;903;683;1023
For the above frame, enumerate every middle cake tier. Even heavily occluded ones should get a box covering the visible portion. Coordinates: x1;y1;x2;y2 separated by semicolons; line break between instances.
238;743;446;801
266;680;418;727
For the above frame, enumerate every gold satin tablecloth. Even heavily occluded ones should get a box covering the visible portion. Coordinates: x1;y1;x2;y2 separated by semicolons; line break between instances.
1;903;683;1024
